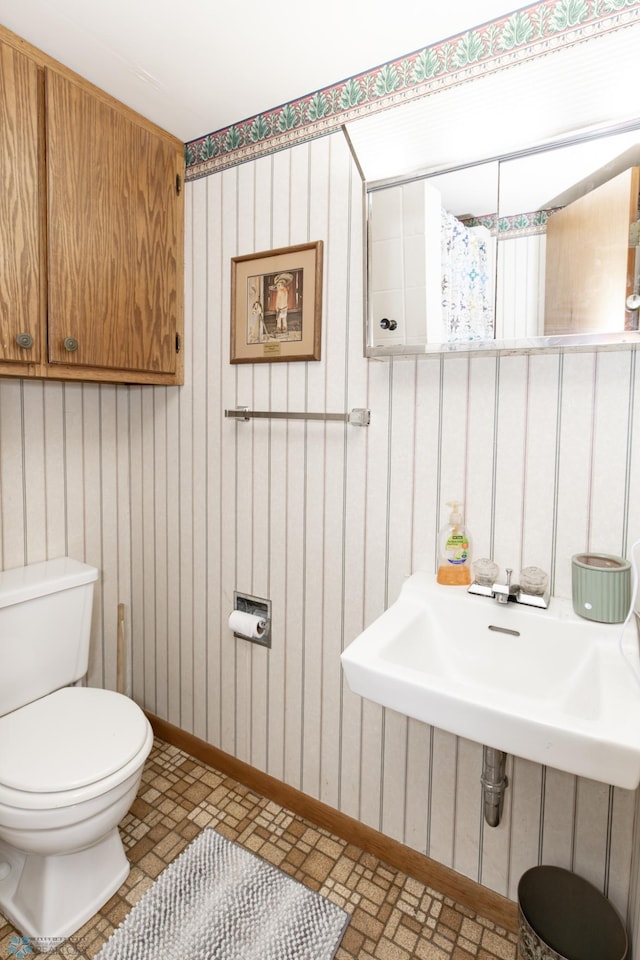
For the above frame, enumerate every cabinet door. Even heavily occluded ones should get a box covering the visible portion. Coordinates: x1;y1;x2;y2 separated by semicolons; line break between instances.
46;68;181;375
0;41;42;364
544;167;639;336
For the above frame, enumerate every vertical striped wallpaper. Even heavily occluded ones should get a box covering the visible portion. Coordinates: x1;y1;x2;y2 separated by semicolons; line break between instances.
2;129;640;947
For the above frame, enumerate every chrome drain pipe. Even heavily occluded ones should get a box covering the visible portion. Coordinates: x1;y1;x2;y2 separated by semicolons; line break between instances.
481;747;508;827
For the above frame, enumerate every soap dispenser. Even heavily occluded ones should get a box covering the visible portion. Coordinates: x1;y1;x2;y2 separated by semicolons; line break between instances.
436;500;472;585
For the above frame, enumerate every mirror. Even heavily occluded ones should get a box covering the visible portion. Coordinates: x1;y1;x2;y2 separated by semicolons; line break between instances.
344;20;640;358
366;124;640;355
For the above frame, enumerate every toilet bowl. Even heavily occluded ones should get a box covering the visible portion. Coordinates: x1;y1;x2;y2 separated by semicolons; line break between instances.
0;686;153;944
0;557;154;946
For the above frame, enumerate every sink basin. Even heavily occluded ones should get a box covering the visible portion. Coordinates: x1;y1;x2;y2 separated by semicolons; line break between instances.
340;571;640;788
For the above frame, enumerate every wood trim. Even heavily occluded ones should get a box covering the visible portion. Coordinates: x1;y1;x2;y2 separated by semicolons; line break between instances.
146;712;519;933
0;362;183;385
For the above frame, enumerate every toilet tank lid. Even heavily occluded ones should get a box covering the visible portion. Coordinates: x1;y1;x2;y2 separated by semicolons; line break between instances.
0;557;98;608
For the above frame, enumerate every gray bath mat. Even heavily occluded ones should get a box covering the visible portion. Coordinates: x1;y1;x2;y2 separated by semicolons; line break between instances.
96;828;349;960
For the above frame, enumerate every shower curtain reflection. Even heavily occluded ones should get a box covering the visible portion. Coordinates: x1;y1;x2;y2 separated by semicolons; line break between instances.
441;209;493;343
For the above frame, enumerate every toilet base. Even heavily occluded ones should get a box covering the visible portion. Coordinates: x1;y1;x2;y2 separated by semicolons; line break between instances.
0;828;129;948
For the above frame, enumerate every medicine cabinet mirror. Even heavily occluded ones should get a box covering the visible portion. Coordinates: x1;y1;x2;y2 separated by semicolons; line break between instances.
345;23;640;359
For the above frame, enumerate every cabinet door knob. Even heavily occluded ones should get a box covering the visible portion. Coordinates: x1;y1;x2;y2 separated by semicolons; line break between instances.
16;332;34;349
380;318;397;331
63;336;79;352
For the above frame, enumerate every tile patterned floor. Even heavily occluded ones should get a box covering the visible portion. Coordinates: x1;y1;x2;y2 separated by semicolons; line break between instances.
0;738;518;959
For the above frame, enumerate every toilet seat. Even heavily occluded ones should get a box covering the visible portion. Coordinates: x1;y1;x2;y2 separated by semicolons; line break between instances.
0;687;152;810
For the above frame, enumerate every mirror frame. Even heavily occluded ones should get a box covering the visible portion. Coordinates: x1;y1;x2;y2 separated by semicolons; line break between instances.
364;119;640;360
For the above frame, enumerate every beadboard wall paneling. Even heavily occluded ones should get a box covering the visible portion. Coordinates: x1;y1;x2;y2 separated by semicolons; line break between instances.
0;378;133;693
177;130;640;934
497;234;546;340
2;128;640;948
176;131;640;927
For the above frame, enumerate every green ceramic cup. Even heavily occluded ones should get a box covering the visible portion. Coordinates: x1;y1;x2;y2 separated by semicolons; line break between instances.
571;553;631;623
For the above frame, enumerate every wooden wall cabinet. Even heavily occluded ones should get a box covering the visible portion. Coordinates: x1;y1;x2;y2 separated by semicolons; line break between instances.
0;28;184;385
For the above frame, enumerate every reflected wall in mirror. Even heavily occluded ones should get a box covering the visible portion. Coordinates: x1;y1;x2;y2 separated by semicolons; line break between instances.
367;123;640;355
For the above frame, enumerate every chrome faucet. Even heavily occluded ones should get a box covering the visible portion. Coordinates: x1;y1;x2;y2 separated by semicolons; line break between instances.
467;560;550;608
492;568;516;604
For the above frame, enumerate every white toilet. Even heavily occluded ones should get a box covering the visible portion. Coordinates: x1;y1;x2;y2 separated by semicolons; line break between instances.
0;557;153;945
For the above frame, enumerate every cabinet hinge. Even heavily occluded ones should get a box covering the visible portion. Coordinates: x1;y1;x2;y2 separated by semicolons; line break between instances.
176;174;182;196
176;333;181;353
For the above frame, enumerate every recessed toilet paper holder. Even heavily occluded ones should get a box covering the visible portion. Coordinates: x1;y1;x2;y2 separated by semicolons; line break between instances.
232;591;272;647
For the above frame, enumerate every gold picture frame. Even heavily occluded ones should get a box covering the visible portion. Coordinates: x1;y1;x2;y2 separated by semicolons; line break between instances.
230;241;323;363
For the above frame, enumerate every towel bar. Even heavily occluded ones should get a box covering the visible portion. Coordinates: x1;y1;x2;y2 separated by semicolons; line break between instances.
225;406;370;426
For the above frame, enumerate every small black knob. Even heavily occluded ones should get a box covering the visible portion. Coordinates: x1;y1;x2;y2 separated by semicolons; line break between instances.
380;318;397;331
63;336;79;353
16;332;34;349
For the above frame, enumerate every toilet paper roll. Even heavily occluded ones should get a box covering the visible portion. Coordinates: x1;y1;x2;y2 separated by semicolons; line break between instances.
228;610;267;639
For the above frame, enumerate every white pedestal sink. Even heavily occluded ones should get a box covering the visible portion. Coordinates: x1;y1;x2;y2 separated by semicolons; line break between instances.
341;571;640;788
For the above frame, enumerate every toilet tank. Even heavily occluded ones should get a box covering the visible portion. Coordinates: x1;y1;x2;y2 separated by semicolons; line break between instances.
0;557;99;717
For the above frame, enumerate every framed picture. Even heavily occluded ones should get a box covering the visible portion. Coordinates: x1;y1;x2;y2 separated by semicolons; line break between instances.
230;241;323;363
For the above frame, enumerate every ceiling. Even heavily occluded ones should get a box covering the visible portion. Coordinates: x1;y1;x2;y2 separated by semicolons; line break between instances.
0;0;524;143
347;21;640;187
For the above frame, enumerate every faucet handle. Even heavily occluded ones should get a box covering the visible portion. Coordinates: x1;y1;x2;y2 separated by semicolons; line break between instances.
519;566;548;596
473;558;499;586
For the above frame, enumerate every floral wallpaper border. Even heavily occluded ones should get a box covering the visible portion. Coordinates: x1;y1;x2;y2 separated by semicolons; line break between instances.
185;0;640;181
463;208;561;237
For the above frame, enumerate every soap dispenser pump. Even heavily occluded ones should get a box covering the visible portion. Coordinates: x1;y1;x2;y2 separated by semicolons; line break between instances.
437;500;472;585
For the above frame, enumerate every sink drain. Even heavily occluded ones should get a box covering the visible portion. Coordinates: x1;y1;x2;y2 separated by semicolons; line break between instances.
488;624;520;636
